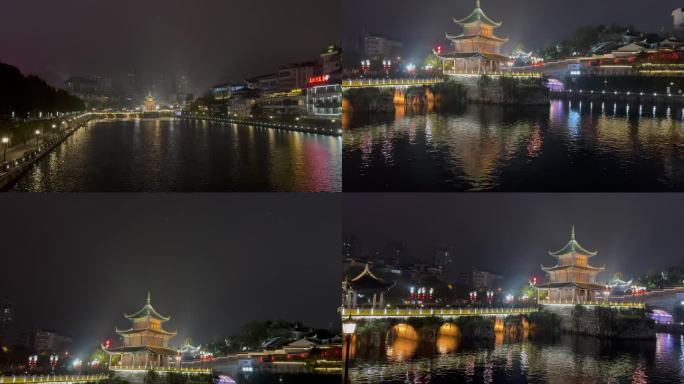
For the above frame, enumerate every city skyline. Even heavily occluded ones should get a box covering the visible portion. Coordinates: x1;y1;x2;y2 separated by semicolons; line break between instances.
0;194;341;357
343;194;684;285
343;0;684;59
0;0;340;94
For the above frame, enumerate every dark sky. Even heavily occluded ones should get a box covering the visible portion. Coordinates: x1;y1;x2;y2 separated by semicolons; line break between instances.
343;194;684;289
0;0;341;93
0;194;340;356
344;0;683;61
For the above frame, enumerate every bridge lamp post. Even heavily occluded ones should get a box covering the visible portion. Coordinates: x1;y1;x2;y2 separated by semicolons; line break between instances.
50;354;59;373
342;316;357;384
34;130;41;146
2;137;8;162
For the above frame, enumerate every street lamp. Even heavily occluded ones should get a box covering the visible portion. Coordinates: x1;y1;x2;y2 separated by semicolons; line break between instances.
342;316;357;384
50;354;59;372
2;137;8;162
34;130;41;146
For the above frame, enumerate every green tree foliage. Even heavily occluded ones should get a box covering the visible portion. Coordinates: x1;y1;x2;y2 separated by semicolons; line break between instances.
165;372;187;384
536;24;636;60
143;370;159;384
0;62;84;118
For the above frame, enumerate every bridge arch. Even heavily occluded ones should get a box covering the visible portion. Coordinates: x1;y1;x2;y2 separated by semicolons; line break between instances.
391;323;419;340
438;322;460;337
494;317;505;333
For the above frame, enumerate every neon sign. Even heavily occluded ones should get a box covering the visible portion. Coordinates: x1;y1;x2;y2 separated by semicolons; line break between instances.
308;74;330;84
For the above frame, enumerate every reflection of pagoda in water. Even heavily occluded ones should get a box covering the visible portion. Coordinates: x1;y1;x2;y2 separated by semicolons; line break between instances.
435;0;509;74
104;292;178;368
144;92;156;112
536;227;606;303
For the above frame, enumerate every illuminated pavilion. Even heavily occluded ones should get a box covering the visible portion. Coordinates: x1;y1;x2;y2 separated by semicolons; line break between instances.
143;93;156;112
536;227;606;303
104;292;178;369
343;264;395;309
435;0;510;74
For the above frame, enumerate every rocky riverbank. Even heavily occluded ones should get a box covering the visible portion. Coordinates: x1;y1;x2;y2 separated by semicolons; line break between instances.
541;305;655;339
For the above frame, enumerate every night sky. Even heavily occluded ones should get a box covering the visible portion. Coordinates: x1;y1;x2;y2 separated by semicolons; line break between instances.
0;194;340;356
344;0;684;60
343;194;684;289
0;0;340;93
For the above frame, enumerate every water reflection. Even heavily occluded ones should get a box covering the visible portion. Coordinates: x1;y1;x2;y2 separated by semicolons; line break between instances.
343;100;684;191
387;338;419;362
11;118;341;192
352;333;684;384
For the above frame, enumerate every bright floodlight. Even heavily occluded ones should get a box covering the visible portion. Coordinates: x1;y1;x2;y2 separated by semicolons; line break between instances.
1;137;8;144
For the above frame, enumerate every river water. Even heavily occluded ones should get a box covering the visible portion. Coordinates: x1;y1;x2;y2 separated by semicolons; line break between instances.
350;333;684;383
10;118;342;192
343;100;684;191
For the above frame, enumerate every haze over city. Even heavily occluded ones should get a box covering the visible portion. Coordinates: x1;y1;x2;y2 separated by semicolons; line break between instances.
343;0;684;60
343;194;684;287
0;0;340;94
0;194;341;357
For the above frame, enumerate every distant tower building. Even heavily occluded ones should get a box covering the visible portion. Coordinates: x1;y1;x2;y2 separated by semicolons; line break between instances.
144;93;156;112
361;31;403;59
104;292;177;369
674;8;684;38
0;300;14;343
674;8;684;30
34;329;72;354
435;0;509;74
432;245;456;282
342;236;359;259
536;227;605;303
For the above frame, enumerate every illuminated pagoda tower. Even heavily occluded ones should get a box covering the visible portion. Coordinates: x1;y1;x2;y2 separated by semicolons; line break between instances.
536;227;606;303
143;92;156;112
435;0;510;75
105;292;177;369
343;264;395;309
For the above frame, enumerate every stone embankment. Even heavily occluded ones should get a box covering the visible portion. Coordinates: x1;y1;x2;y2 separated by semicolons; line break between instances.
541;305;655;339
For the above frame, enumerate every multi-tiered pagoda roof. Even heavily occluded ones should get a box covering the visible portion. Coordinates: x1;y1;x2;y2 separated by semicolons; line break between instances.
347;264;395;294
538;227;605;291
435;0;510;72
105;292;178;360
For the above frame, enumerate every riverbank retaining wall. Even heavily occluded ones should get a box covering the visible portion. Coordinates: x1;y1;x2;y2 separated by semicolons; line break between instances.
453;76;550;106
541;305;655;339
0;124;84;190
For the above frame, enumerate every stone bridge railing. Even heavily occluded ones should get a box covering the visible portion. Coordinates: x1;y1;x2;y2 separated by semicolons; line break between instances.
341;306;537;319
540;300;644;308
343;78;443;88
110;367;210;374
0;374;108;383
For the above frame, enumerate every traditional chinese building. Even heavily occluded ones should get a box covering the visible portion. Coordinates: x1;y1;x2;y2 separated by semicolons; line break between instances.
105;292;177;369
342;264;395;309
536;227;606;303
143;93;156;112
435;0;510;74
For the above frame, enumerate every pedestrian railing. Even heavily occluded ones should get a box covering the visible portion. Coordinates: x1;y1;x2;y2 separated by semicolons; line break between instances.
342;78;443;88
110;366;210;374
0;374;107;383
445;71;543;78
540;300;645;308
341;306;538;318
